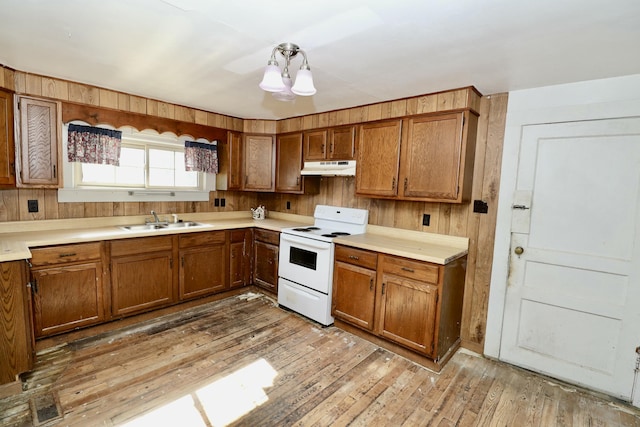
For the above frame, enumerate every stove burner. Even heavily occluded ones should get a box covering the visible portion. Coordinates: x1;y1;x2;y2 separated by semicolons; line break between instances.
321;234;338;238
292;226;321;232
331;232;350;236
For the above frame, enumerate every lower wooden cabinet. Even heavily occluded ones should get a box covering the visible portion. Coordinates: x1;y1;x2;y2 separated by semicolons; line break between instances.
332;244;466;367
332;245;377;330
110;236;174;317
229;229;252;289
179;231;228;300
0;260;34;384
29;242;106;338
253;228;279;293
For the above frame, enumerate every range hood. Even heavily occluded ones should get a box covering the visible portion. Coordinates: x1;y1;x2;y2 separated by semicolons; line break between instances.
300;160;356;176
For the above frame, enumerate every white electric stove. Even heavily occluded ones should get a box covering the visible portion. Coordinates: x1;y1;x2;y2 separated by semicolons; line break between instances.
277;205;369;325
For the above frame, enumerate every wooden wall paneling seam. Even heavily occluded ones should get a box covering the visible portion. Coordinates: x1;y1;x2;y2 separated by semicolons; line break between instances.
459;95;492;352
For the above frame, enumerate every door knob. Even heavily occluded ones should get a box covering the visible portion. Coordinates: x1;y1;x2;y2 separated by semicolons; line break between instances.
514;246;524;255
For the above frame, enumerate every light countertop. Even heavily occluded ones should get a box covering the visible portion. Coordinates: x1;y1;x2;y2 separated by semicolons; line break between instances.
0;211;468;265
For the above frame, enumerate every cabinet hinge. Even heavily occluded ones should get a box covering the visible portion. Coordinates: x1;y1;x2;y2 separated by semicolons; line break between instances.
29;280;38;293
435;292;439;304
431;342;435;354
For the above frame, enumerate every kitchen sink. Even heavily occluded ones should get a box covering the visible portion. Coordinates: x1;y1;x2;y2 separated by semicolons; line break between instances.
119;221;208;231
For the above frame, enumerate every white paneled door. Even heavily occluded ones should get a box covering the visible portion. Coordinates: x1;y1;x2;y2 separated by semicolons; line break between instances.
500;117;640;400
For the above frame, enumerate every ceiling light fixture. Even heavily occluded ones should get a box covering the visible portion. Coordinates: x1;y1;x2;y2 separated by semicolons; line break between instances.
259;42;316;101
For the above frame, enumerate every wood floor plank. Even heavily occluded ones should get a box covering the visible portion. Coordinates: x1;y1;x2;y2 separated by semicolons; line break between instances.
1;292;639;427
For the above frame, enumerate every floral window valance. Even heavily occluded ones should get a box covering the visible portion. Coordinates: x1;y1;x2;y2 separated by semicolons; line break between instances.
67;124;122;166
185;140;218;174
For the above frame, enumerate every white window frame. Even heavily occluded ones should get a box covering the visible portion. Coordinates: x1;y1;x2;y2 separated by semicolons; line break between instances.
58;122;215;203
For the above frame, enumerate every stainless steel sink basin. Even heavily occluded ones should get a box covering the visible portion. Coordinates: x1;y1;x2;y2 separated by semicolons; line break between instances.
119;221;207;231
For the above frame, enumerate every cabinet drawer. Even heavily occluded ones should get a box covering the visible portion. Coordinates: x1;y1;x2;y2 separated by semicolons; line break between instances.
111;236;173;257
179;231;226;248
335;245;377;270
254;228;280;245
30;242;102;266
381;255;439;284
229;228;250;242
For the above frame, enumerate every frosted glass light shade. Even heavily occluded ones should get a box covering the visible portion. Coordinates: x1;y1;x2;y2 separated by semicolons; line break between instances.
291;69;316;96
272;77;295;101
259;64;286;92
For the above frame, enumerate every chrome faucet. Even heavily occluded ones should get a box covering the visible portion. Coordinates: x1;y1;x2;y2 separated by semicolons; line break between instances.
151;210;160;224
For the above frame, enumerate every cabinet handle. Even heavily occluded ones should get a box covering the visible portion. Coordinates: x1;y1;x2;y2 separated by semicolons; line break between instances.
321;143;325;152
404;177;408;192
381;283;386;294
58;252;77;258
401;267;415;273
330;142;334;153
30;280;38;293
53;165;57;179
296;176;300;185
369;278;374;291
392;177;396;190
348;255;360;260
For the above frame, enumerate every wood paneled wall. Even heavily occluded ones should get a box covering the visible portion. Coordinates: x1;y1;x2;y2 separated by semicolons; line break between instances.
0;65;255;221
258;93;508;352
0;64;507;353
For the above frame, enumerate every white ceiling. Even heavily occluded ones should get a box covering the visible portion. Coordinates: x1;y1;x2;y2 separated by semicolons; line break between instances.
1;0;639;120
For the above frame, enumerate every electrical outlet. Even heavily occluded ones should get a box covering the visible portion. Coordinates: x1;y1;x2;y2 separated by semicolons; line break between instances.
473;200;489;214
422;213;430;226
28;199;39;213
214;198;220;207
220;198;226;207
286;201;291;210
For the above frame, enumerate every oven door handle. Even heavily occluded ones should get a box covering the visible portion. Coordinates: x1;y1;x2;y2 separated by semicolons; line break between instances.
281;233;331;250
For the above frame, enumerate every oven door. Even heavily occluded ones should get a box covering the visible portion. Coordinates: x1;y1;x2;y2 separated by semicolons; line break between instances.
278;232;334;294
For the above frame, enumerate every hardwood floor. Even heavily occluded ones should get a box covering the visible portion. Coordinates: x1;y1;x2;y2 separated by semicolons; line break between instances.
1;292;639;426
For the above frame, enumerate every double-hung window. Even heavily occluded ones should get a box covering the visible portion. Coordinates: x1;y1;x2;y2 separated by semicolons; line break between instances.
59;124;214;202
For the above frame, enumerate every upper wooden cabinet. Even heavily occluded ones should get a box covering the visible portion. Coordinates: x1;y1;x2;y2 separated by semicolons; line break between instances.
216;131;243;191
355;119;403;197
276;132;303;193
356;111;478;203
399;112;477;203
243;134;275;192
303;130;327;161
0;89;15;187
328;126;356;160
304;126;355;161
15;96;61;188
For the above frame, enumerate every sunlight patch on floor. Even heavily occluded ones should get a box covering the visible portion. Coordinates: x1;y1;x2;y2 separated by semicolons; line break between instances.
121;358;278;427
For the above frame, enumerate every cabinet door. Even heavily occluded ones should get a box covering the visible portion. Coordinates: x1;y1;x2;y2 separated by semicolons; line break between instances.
356;120;402;197
332;261;376;330
303;130;327;161
244;134;275;191
0;261;33;384
276;133;303;193
377;274;438;356
32;262;105;337
16;96;60;187
216;131;243;191
0;89;15;187
399;113;464;201
328;126;356;160
228;131;243;190
180;243;227;299
111;251;173;317
253;241;278;292
229;229;252;289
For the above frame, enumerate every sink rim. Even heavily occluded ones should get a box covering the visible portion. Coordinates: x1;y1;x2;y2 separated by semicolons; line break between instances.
119;221;209;231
